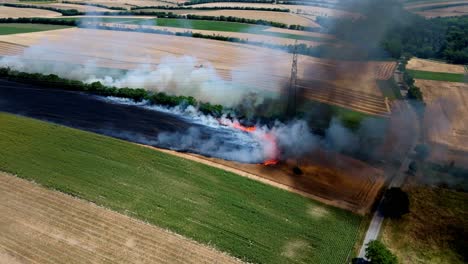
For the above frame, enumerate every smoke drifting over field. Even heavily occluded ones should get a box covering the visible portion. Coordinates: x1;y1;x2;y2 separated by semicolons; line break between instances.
0;11;396;164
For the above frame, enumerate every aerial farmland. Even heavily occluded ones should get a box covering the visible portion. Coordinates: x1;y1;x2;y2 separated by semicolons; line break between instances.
0;0;466;263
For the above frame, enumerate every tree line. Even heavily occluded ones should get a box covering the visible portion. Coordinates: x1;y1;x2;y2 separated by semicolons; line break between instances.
0;67;224;117
3;3;82;16
184;0;274;5
1;3;309;31
314;0;468;64
0;17;77;26
130;5;289;12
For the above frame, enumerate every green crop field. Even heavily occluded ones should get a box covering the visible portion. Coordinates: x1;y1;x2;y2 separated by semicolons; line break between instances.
0;112;361;264
408;69;466;82
0;23;71;35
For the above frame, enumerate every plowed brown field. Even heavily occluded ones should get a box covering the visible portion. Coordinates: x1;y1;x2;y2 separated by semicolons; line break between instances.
0;28;392;116
0;172;241;264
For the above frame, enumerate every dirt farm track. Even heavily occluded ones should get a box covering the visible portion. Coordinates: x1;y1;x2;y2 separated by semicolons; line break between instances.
0;172;241;264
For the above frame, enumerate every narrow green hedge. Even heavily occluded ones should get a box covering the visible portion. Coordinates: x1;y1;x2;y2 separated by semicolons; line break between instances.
0;67;224;116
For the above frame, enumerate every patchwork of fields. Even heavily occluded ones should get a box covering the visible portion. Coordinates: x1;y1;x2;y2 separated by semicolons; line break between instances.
0;172;241;264
0;27;393;116
0;112;362;264
0;23;71;35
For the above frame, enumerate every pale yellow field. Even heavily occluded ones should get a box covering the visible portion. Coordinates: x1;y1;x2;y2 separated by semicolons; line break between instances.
0;28;390;115
102;23;323;46
404;0;468;9
0;172;241;264
36;3;114;12
61;0;178;8
190;3;361;18
407;58;466;74
184;9;318;27
417;79;468;165
404;0;468;17
415;5;468;18
0;5;61;18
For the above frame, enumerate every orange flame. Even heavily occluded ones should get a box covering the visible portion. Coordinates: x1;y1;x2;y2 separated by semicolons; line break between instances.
220;119;279;166
263;159;279;166
231;122;257;132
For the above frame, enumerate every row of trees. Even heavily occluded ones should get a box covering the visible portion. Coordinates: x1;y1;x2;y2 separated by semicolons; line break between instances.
0;68;224;117
1;3;309;31
3;3;82;16
381;16;468;64
184;0;274;5
0;17;77;26
130;5;289;12
398;58;423;101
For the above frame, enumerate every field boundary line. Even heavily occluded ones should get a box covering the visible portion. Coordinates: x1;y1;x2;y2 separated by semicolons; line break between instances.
138;143;363;214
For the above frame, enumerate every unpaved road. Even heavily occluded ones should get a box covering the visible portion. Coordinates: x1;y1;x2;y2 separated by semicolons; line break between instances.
0;172;241;264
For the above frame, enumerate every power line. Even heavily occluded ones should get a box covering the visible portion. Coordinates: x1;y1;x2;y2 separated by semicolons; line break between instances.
287;40;298;117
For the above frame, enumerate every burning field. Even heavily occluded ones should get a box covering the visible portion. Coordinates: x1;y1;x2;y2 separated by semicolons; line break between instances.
0;112;363;264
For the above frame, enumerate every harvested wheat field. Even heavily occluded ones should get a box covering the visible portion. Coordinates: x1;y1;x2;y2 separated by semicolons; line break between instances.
190;3;361;18
62;0;178;8
407;58;466;74
0;28;391;115
417;79;468;166
34;3;115;12
404;0;468;17
184;10;318;27
0;172;241;264
416;5;468;18
101;22;324;46
0;5;61;18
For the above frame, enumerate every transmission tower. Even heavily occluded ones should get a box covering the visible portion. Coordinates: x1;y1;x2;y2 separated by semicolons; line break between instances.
287;40;298;117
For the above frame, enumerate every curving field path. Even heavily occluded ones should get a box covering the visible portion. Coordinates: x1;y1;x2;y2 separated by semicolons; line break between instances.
0;172;241;264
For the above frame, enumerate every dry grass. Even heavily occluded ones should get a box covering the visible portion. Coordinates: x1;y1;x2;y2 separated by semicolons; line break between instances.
102;22;323;46
0;172;241;264
37;2;114;12
417;79;468;165
61;0;178;8
415;5;468;18
0;27;390;115
187;149;385;214
189;2;360;18
407;58;466;74
404;0;468;9
184;9;318;27
381;186;467;264
0;5;61;18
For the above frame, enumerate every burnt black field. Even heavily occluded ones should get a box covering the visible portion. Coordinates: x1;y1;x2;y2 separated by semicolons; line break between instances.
0;79;261;162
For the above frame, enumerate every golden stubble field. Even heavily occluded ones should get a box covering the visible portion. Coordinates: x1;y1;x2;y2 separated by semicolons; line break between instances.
417;79;468;166
0;5;61;18
0;172;241;264
407;58;466;74
183;9;319;27
0;28;393;115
